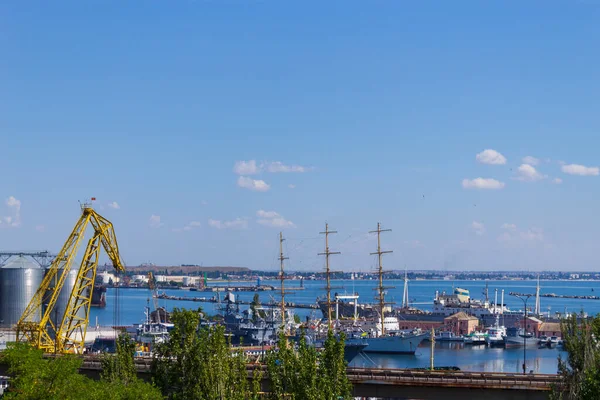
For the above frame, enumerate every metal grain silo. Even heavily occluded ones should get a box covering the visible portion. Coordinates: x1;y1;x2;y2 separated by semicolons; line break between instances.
44;268;84;334
0;256;45;327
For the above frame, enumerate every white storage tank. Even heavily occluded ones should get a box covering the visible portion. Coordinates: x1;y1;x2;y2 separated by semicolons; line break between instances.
182;276;196;286
100;271;111;285
44;268;84;334
155;275;168;283
0;256;45;327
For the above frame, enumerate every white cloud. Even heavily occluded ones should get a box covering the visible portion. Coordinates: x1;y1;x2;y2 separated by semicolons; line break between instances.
256;210;295;228
515;163;546;182
552;178;563;184
233;160;260;175
288;184;296;189
561;164;599;176
520;228;544;241
501;223;517;230
476;149;507;165
264;161;311;173
237;176;270;192
522;156;540;166
172;220;202;232
1;196;22;228
208;218;248;229
108;201;120;209
498;226;544;243
256;210;280;219
471;221;485;236
258;217;296;228
149;215;163;228
462;178;505;190
35;225;45;232
233;160;312;175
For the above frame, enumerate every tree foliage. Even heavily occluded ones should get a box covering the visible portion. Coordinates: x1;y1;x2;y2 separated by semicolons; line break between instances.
265;330;352;400
151;307;256;399
102;334;138;384
1;341;161;400
551;315;600;400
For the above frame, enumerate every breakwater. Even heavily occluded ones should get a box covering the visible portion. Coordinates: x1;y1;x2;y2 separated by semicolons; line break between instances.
155;293;318;309
509;292;600;300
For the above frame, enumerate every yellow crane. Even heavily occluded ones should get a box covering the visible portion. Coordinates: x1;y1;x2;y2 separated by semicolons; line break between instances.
16;202;125;354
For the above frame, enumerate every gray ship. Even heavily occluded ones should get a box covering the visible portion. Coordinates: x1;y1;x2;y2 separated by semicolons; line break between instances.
503;328;538;348
345;317;428;354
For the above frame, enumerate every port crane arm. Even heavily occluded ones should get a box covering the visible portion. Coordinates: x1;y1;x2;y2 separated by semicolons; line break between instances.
16;205;124;354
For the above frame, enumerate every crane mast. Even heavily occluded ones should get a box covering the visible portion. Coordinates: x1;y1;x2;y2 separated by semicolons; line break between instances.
16;203;125;354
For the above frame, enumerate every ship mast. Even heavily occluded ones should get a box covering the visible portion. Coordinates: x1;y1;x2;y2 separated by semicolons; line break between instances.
370;222;393;337
319;223;340;330
279;232;289;333
402;267;409;309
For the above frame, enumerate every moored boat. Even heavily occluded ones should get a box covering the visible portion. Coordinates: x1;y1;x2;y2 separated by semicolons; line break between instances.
503;328;538;348
464;331;487;345
435;331;464;342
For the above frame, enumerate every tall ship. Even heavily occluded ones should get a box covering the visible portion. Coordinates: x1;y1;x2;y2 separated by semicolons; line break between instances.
340;223;428;354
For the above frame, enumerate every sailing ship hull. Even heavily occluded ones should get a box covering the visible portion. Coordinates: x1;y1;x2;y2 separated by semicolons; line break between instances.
348;333;428;354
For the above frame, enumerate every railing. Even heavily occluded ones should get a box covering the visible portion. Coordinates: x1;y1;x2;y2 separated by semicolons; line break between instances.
75;355;559;391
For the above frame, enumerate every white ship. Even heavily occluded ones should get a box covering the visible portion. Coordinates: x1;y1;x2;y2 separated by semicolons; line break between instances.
485;315;506;346
464;331;487;345
346;317;428;354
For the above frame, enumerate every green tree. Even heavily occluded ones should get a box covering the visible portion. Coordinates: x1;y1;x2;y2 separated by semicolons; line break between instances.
2;342;90;399
102;334;138;384
151;307;256;399
1;342;162;400
265;331;352;400
551;315;600;400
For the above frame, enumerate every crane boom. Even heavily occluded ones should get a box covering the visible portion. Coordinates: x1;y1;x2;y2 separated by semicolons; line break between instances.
16;203;124;353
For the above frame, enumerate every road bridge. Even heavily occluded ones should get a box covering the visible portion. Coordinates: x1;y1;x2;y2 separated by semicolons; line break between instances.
73;356;558;399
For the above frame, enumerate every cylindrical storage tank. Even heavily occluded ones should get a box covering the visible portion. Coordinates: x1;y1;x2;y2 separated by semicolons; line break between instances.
182;276;194;286
156;275;168;283
0;256;45;327
100;271;111;285
45;268;84;334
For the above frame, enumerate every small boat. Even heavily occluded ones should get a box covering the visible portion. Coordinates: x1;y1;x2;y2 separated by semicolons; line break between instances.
503;328;538;348
485;316;507;347
537;335;550;346
464;331;487;345
549;336;560;348
435;331;464;342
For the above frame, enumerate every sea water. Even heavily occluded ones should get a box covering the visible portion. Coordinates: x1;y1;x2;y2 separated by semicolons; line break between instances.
89;279;592;373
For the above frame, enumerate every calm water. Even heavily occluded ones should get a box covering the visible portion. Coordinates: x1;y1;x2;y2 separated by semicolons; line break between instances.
89;279;589;373
349;342;565;374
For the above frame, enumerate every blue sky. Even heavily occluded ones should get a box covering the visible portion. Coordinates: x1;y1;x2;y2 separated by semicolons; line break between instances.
1;1;599;271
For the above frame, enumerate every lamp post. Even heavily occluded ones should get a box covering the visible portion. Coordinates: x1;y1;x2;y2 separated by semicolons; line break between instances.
512;293;532;374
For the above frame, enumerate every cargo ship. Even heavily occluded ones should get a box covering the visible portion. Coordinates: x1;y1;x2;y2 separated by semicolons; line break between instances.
91;285;107;307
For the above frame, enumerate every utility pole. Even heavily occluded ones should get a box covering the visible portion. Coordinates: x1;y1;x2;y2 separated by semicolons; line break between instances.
279;232;289;334
430;327;435;371
370;223;393;337
319;223;340;330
